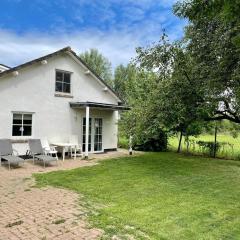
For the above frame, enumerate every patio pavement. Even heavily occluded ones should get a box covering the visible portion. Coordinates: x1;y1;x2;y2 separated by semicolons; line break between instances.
0;149;130;240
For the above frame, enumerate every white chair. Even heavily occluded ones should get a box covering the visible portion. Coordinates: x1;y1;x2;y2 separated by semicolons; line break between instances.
69;135;83;158
41;138;58;160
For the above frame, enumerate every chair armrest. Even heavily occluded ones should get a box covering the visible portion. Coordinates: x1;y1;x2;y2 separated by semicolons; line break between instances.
42;148;49;155
50;146;57;151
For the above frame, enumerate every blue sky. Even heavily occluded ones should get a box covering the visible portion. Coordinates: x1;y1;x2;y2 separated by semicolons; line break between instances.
0;0;186;68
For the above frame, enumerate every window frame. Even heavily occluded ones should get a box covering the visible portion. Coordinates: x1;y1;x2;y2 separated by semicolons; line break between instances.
55;69;72;95
11;112;34;137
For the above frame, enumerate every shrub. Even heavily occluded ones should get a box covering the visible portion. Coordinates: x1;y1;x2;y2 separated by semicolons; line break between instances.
133;130;168;152
197;141;221;157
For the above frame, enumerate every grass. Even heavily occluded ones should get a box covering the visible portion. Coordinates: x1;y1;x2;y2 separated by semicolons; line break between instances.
169;134;240;159
35;152;240;239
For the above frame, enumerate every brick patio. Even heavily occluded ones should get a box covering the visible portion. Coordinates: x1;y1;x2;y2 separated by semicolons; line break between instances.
0;150;129;240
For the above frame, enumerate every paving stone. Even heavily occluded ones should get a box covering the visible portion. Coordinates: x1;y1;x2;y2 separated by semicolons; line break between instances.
0;150;129;239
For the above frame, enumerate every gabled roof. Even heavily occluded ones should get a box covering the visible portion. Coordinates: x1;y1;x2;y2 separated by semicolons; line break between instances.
0;46;123;103
0;63;11;69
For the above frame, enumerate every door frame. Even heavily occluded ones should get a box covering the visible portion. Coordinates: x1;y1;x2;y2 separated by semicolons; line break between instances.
82;117;103;153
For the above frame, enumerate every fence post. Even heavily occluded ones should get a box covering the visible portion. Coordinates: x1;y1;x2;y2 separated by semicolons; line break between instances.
214;124;218;158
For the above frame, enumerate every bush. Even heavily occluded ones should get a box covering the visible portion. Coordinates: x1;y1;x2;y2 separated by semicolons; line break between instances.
118;137;129;149
197;141;221;157
133;130;168;152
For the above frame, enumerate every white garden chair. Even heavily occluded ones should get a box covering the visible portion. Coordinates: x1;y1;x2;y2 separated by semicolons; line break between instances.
41;138;58;160
69;135;83;158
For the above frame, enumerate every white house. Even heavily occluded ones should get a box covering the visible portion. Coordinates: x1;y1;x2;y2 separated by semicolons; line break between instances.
0;47;129;157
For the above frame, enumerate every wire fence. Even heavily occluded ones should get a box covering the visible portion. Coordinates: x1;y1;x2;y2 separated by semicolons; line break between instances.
168;133;240;160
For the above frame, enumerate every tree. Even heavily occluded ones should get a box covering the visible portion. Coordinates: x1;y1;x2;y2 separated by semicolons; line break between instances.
79;49;113;87
174;0;240;47
114;64;139;101
173;0;240;124
135;35;205;152
118;63;168;151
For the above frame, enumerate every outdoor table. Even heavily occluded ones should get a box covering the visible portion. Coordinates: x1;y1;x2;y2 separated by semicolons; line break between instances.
52;143;77;161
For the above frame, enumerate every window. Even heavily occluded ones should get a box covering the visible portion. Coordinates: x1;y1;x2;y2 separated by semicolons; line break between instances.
55;70;71;94
12;113;32;136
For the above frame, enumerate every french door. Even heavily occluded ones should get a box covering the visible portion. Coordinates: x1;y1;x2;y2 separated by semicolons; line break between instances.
82;117;92;152
82;117;103;153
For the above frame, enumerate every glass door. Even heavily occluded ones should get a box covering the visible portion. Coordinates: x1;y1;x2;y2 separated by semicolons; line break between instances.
82;117;92;152
94;118;103;152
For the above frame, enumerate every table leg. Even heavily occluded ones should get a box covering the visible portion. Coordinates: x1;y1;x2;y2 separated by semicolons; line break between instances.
63;147;65;161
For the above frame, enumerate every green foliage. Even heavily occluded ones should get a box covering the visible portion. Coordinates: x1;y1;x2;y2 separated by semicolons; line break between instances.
114;64;137;101
169;133;239;159
79;48;113;87
197;141;221;157
119;67;168;151
174;0;240;124
118;136;128;149
134;34;205;143
134;129;168;152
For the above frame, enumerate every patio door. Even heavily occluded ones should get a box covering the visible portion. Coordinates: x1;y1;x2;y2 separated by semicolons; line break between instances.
94;118;103;152
82;117;103;153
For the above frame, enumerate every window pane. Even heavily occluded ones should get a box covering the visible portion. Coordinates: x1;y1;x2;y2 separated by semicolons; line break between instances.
12;125;22;136
55;81;63;92
62;83;70;93
23;126;32;136
23;114;32;125
56;71;63;82
13;114;22;124
64;73;71;83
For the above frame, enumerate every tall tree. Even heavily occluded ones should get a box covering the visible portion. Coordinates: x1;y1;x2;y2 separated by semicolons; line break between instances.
79;49;113;87
135;35;204;151
114;64;138;101
173;0;240;124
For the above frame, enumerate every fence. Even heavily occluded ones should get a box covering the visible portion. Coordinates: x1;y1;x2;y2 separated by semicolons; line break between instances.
168;133;240;160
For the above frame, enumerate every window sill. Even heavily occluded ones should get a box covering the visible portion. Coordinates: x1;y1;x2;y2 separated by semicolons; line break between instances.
55;93;73;98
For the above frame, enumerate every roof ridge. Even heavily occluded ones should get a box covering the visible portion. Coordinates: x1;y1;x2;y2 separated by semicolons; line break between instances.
0;63;11;69
0;46;71;77
0;46;124;103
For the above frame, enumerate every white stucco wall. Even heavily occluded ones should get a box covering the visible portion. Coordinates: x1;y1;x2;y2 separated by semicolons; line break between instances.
0;53;119;154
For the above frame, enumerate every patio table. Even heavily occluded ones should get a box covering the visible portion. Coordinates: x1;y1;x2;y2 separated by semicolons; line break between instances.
52;143;77;161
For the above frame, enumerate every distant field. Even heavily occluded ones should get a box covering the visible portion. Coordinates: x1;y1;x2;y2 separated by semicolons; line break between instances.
169;134;240;159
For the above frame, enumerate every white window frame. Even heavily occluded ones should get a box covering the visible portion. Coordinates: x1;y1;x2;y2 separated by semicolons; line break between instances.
11;112;34;138
55;69;72;95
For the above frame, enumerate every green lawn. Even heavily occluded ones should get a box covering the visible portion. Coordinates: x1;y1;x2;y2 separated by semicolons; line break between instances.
35;153;240;239
169;134;240;159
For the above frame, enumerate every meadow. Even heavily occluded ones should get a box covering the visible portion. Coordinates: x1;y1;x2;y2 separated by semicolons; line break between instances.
169;134;240;159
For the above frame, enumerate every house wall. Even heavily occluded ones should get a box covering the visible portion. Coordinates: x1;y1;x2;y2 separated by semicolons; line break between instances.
0;53;119;155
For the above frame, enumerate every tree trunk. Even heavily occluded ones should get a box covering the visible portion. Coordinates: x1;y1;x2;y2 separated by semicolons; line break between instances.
177;131;183;153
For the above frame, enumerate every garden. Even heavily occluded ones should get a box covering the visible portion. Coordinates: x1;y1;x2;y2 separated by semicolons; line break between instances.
35;152;240;239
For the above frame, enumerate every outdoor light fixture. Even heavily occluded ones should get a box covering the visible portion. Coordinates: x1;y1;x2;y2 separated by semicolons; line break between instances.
103;87;108;92
12;71;19;77
41;60;48;65
84;70;90;75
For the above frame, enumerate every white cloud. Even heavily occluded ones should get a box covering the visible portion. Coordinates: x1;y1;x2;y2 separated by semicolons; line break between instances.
0;23;185;69
0;29;136;68
0;0;185;69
